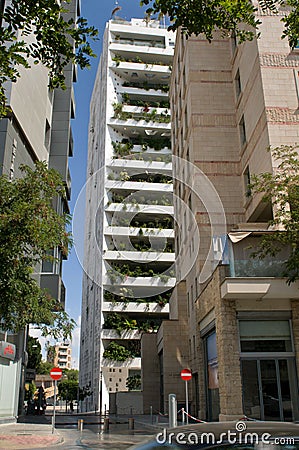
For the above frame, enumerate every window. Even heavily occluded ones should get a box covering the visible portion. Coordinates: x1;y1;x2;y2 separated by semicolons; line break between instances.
235;69;241;98
41;249;55;273
231;32;237;54
244;166;251;198
239;115;246;145
44;119;51;150
204;330;219;421
195;277;198;298
239;319;292;353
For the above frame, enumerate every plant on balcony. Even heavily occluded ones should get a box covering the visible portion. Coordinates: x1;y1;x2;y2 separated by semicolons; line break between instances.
112;54;125;66
122;97;170;109
112;54;168;67
157;295;169;308
103;312;137;335
103;289;172;306
112;141;134;157
107;172;115;180
126;374;141;391
122;81;170;93
112;102;123;116
122;92;130;103
103;341;132;361
119;170;130;181
159;274;171;283
106;268;125;284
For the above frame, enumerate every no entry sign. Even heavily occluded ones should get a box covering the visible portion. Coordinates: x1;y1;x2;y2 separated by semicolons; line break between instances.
181;368;192;381
50;367;63;381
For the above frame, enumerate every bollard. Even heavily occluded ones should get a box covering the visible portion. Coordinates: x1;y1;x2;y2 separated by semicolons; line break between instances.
168;393;177;428
103;417;109;432
128;418;134;430
77;419;84;431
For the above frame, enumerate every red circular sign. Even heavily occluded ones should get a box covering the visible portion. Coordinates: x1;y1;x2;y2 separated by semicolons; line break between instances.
50;367;63;380
181;368;192;381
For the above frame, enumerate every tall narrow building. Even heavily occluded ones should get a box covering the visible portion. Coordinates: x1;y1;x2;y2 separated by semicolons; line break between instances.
79;17;175;413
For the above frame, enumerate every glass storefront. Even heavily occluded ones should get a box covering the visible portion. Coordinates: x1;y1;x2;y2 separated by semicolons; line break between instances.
239;319;299;421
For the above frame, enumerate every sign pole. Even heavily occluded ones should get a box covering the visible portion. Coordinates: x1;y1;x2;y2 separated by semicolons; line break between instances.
185;380;189;424
52;379;57;434
180;368;192;425
50;367;62;434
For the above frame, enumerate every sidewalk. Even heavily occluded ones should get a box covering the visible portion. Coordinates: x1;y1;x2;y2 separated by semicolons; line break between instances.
0;422;62;449
0;414;164;449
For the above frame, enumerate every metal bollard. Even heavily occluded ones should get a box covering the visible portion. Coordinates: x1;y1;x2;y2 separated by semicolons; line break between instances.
128;418;134;430
103;417;109;432
77;419;84;431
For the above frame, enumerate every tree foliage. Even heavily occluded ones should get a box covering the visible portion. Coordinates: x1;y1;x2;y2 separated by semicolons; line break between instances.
27;336;42;371
58;379;78;401
250;144;299;283
0;0;98;116
0;162;75;337
140;0;299;48
63;368;79;381
38;360;53;375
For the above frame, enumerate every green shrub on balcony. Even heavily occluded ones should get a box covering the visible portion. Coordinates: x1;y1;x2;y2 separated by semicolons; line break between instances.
103;342;132;361
103;312;137;335
112;141;134;157
122;81;169;93
103;289;172;307
112;54;168;66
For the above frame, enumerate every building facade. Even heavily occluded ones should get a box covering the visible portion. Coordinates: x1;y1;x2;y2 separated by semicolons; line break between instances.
0;0;78;420
157;7;299;421
79;17;175;413
47;342;72;370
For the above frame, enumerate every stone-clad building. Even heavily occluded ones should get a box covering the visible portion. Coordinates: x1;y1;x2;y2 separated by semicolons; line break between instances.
146;6;299;421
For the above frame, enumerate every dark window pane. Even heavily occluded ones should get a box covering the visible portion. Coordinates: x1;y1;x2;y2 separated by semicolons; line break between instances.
260;360;280;420
241;360;261;419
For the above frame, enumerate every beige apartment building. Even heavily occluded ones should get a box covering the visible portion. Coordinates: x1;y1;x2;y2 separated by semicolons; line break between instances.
144;7;299;421
47;342;72;370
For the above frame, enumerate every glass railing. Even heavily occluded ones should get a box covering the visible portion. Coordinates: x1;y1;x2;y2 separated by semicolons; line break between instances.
112;39;165;49
229;259;287;278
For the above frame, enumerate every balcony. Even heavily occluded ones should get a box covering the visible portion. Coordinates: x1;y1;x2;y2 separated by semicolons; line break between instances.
103;275;176;291
108;159;171;172
220;230;299;300
103;250;175;262
101;357;141;369
109;43;173;63
105;203;174;214
102;302;169;314
101;329;142;340
111;38;165;49
105;180;173;192
104;226;174;238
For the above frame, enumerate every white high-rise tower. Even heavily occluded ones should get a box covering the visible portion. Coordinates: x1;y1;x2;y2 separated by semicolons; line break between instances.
79;17;175;413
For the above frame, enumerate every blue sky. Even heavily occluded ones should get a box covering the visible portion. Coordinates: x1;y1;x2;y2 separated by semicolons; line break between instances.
61;0;150;366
